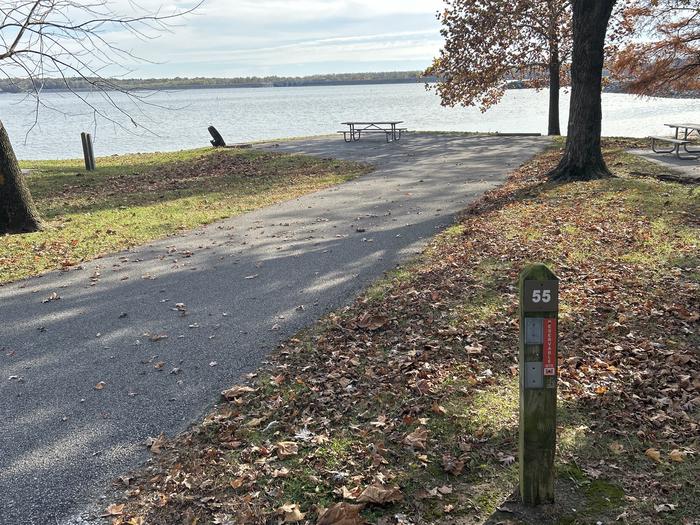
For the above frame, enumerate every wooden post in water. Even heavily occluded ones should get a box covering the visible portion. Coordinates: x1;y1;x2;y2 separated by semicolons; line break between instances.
519;263;559;505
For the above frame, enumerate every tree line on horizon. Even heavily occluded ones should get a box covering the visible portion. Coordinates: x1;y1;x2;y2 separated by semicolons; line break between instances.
1;70;689;96
0;71;437;93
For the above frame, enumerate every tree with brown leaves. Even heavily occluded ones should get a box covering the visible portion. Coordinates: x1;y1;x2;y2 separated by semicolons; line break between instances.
0;1;199;234
610;0;699;95
426;0;572;136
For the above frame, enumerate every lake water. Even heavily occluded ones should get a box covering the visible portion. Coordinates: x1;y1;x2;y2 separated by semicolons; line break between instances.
1;83;698;160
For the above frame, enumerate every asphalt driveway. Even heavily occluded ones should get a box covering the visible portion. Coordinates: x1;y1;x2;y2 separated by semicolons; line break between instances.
0;133;549;524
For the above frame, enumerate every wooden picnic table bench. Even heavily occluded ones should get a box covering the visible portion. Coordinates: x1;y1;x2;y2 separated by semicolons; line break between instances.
649;123;700;160
339;121;407;143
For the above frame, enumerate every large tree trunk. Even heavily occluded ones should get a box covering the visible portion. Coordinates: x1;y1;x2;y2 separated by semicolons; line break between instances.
549;0;617;181
0;121;42;233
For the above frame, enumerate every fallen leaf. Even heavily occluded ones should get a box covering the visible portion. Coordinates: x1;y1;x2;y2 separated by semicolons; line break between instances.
116;475;133;486
147;433;166;454
104;503;124;516
669;449;685;462
316;502;365;525
357;314;389;330
370;415;388;428
465;343;482;354
356;483;403;504
403;427;428;449
609;442;624;455
339;485;362;500
42;292;61;303
645;448;661;462
277;441;299;458
230;477;245;489
416;487;440;500
431;403;447;415
499;454;516;467
279;503;305;522
442;454;465;475
182;509;198;525
294;428;315;442
221;385;256;400
583;466;602;479
312;434;330;445
654;503;677;513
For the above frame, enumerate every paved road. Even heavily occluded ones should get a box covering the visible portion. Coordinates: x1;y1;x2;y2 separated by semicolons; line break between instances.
0;133;548;524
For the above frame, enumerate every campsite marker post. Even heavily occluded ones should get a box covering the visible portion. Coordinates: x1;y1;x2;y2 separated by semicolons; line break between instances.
519;263;559;505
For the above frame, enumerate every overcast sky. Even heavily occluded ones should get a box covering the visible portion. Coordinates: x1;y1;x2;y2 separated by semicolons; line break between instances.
117;0;444;78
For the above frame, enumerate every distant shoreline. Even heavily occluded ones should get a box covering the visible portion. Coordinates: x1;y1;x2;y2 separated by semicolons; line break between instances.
0;78;436;93
0;72;437;94
0;73;696;99
0;77;700;99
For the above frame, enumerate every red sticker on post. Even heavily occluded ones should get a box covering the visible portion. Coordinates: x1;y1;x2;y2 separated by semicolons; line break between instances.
543;319;557;376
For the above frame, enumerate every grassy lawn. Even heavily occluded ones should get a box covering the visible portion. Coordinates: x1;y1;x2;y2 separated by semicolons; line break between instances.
109;138;698;525
0;148;369;283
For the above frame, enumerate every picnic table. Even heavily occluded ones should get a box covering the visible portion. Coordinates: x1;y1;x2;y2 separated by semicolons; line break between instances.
666;122;700;141
339;121;407;143
649;123;700;160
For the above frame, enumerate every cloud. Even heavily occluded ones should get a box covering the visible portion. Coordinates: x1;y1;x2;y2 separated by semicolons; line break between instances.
104;0;444;76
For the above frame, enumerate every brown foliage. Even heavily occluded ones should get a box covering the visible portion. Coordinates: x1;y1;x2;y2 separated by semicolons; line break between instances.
610;0;700;95
426;0;572;111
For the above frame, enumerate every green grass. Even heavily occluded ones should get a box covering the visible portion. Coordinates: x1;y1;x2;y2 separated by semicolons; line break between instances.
315;437;354;469
0;147;369;283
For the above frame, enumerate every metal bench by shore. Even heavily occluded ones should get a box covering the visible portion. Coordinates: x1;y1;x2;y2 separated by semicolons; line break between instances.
649;136;696;160
649;123;700;160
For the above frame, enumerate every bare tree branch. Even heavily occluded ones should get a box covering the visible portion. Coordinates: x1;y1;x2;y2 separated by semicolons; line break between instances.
0;0;203;136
